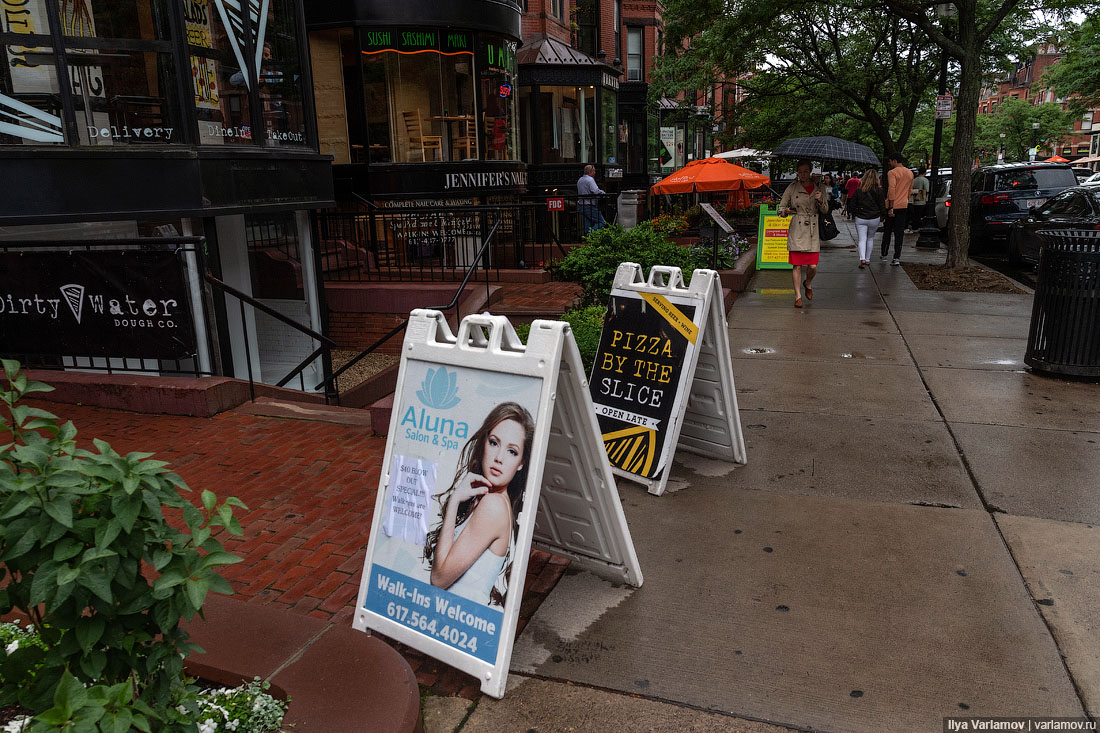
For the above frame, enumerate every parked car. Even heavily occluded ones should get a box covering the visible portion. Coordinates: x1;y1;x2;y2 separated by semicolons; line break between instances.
1072;167;1094;184
1084;172;1100;186
969;162;1079;252
1007;183;1100;266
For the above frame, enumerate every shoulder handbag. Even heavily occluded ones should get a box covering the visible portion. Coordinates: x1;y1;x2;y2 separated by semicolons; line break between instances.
818;210;840;241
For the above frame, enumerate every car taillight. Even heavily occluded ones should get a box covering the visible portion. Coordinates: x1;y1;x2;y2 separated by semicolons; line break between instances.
979;193;1012;205
944;200;951;207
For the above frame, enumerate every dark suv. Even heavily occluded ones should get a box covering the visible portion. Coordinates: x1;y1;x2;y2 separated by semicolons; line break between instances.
969;162;1079;252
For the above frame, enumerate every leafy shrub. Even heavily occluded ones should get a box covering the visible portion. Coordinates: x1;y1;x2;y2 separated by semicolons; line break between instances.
194;678;288;733
512;305;606;374
0;360;247;729
556;224;697;307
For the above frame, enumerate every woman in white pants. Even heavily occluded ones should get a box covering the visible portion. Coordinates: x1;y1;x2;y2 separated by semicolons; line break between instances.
848;169;887;268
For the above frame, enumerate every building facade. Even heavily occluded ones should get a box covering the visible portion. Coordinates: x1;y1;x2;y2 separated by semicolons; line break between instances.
0;0;334;391
977;44;1096;161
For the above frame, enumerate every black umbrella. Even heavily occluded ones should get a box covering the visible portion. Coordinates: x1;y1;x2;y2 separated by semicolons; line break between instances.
773;136;881;166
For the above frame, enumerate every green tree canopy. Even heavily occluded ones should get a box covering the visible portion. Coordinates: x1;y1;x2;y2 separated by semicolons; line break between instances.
1042;12;1100;113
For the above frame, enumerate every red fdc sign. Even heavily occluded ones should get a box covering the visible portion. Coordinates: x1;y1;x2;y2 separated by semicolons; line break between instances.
547;197;565;211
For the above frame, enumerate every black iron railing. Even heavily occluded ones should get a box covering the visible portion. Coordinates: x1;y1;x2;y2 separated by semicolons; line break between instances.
314;194;618;283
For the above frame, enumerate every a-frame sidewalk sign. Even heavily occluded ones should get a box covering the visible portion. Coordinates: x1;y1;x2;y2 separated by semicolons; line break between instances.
353;310;643;699
589;264;746;496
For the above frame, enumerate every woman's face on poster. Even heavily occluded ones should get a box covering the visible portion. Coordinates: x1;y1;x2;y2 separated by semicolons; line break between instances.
482;419;526;490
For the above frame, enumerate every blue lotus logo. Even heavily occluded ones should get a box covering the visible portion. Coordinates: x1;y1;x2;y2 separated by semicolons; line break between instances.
416;366;460;410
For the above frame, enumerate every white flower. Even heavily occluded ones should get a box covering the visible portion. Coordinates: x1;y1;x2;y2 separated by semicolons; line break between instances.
198;720;218;733
5;640;19;655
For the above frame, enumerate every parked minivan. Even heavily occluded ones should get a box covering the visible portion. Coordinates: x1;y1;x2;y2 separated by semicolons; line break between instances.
969;162;1079;252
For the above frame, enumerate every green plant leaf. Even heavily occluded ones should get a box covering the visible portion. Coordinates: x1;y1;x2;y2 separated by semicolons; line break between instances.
53;669;88;718
20;380;55;396
182;503;202;532
1;494;37;520
121;474;140;495
192;526;210;547
152;548;172;571
29;561;60;606
43;496;74;528
52;537;84;562
80;546;117;564
76;614;106;652
57;564;81;586
152;568;187;592
76;565;113;603
201;489;217;511
200;551;243;570
1;358;20;380
77;649;107;681
152;600;179;633
94;518;122;549
184;577;208;611
112;492;143;533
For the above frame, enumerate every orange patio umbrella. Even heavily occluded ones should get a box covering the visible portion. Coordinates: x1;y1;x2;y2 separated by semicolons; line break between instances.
651;157;771;194
1045;155;1070;163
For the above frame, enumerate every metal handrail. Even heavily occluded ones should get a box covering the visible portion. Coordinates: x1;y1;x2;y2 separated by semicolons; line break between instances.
203;272;338;401
316;217;502;393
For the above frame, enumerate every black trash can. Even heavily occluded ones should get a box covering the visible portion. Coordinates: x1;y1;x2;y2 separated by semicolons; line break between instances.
1024;229;1100;377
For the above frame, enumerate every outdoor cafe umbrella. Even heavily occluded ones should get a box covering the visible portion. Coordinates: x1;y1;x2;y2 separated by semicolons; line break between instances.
714;147;772;160
772;135;881;166
650;157;771;194
1045;155;1070;163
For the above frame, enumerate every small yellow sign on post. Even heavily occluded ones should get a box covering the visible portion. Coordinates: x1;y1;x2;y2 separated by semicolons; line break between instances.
757;205;793;270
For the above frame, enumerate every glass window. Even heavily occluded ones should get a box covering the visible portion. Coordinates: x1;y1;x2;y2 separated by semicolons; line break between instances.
0;31;65;145
188;0;255;144
601;89;615;164
479;35;518;161
627;28;642;81
60;0;171;41
68;46;182;146
361;28;476;163
534;85;595;164
259;0;308;146
551;0;564;21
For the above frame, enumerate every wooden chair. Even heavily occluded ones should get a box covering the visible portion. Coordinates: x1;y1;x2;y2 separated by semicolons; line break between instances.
452;117;478;160
400;109;441;162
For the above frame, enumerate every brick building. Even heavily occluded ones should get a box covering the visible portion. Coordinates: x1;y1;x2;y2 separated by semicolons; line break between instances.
977;43;1096;162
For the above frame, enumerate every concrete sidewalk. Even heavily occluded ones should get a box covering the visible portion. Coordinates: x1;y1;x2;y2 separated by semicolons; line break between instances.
435;221;1100;730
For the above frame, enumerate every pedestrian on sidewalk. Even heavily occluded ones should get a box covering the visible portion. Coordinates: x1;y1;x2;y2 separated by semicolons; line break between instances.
577;164;607;234
907;167;930;232
425;402;535;608
880;152;914;265
778;159;829;308
850;168;887;268
844;171;861;220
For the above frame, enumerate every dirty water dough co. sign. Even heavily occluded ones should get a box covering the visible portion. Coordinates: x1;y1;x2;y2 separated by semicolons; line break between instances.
0;250;196;360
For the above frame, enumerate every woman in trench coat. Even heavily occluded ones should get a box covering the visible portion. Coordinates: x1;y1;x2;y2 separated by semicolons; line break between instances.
778;159;830;307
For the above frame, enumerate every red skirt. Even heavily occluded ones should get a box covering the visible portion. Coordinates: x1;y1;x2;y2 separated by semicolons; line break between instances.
789;251;820;266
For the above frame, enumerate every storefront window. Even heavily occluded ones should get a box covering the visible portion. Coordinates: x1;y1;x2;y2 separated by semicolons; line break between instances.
259;0;308;147
479;35;517;161
187;0;254;144
0;38;65;145
361;28;476;163
533;85;595;164
602;91;616;164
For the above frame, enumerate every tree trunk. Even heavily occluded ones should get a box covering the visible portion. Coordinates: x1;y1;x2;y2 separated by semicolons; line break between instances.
945;39;982;269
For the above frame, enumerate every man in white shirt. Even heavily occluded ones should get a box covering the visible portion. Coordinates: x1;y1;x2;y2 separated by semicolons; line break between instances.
577;164;607;234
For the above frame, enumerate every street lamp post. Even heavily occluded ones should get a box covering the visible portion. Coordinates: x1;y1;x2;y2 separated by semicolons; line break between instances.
917;4;953;250
1031;121;1040;161
998;132;1006;163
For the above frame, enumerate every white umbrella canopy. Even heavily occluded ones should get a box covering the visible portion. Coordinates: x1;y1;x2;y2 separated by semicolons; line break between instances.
714;148;772;160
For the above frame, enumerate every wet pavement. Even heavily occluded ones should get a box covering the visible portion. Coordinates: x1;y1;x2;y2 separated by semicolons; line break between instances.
450;222;1100;731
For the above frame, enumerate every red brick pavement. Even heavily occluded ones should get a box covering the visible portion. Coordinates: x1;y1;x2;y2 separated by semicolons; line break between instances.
25;400;570;699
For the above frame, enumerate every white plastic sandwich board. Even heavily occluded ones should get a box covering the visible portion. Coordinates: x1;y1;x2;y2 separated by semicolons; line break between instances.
353;310;642;699
590;263;746;496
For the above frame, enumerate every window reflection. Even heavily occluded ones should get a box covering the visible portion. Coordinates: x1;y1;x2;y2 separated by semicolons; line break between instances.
260;0;308;146
69;48;182;146
361;28;478;163
0;41;66;145
479;36;517;161
188;0;254;144
533;86;596;164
